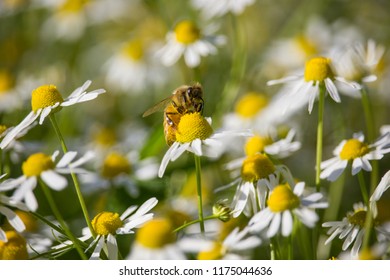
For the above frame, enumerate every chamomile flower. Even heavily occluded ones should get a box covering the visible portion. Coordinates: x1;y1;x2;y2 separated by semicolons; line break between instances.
191;0;256;18
156;20;226;68
322;202;371;257
0;150;94;211
127;217;187;260
224;153;295;218
248;182;328;238
0;189;29;241
267;56;361;114
0;80;105;149
83;197;158;260
320;132;390;182
158;112;251;178
370;170;390;218
0;230;28;260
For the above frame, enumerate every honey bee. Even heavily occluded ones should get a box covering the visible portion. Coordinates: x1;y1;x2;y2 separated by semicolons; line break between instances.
142;83;204;146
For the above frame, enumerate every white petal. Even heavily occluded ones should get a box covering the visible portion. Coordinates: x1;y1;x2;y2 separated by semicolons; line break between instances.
325;78;341;103
106;234;118;260
41;170;68;191
281;211;293;236
232;181;250;218
0;229;6;241
267;213;281;237
293;182;305;196
56;151;78;168
90;237;104;260
0;206;26;232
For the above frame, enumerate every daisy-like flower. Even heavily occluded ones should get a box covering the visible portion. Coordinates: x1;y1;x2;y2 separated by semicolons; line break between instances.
370;170;390;218
156;20;226;68
224;153;295;218
267;56;362;113
158;112;251;177
191;0;256;18
82;197;158;260
320;132;390;182
0;150;94;211
322;202;375;257
0;80;105;149
0;230;28;260
248;182;328;238
127;217;187;260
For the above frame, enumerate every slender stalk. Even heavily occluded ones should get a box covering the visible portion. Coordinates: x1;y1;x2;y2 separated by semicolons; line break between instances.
173;215;217;233
357;172;369;205
49;114;96;239
315;85;326;191
39;179;87;260
194;154;205;235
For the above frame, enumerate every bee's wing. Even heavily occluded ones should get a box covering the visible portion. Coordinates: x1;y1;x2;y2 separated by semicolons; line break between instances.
142;97;172;117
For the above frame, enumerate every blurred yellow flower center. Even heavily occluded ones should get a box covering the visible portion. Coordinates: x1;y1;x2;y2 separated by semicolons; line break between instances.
241;153;275;182
0;70;15;93
174;20;200;44
347;209;367;227
268;184;300;212
122;40;144;61
295;35;317;57
245;135;273;156
0;125;8;135
359;249;379;260
10;211;38;232
101;152;131;179
94;127;117;147
235;93;268;118
304;57;334;82
58;0;88;13
197;243;223;260
92;212;123;236
0;231;28;260
175;112;213;143
339;139;369;160
31;85;64;112
22;153;55;177
136;219;175;248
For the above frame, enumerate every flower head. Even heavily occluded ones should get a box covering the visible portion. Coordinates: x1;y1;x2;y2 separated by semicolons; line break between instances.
0;231;28;260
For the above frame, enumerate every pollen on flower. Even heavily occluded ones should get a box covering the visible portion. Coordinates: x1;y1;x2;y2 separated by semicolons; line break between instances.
22;153;55;177
122;39;144;61
267;184;300;213
304;57;334;82
31;85;64;112
197;243;223;260
241;153;275;182
135;218;176;248
234;92;268;118
245;135;273;156
174;20;200;44
101;152;131;179
339;139;369;160
175;112;213;143
92;212;123;236
0;231;28;260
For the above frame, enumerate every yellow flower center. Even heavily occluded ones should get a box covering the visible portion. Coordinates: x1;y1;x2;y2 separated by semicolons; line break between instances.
197;243;224;260
31;85;64;112
234;92;268;118
0;125;8;135
295;35;317;57
241;153;275;182
245;135;273;156
0;231;28;260
94;127;117;147
304;57;334;82
174;20;200;44
0;70;15;93
22;153;55;177
101;152;131;179
136;219;176;248
122;39;144;61
358;249;379;260
92;212;123;236
347;210;367;228
175;112;213;143
267;184;300;212
58;0;89;13
339;139;369;160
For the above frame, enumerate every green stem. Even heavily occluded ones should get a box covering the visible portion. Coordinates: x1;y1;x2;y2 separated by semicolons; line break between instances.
49;114;96;239
194;154;205;235
173;215;217;233
39;179;87;260
357;171;369;205
315;85;325;191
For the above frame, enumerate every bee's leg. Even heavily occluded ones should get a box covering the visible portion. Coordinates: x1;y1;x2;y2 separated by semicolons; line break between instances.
164;111;178;126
